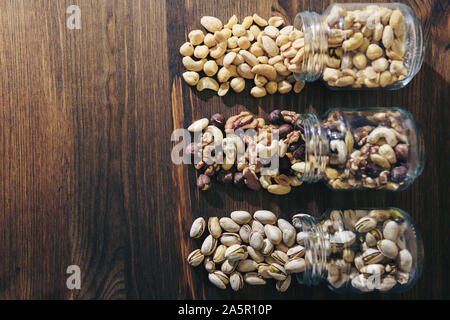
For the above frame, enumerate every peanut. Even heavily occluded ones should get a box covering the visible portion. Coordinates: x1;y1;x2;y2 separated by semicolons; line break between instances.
204;60;219;77
204;33;216;47
250;86;267;98
366;44;383;60
253;14;268;27
182;71;200;86
230;77;245;92
277;80;292;94
232;24;246;37
194;45;209;59
180;42;194;56
265;81;277;94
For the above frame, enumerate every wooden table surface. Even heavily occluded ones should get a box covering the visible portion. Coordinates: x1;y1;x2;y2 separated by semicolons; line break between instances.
0;0;449;300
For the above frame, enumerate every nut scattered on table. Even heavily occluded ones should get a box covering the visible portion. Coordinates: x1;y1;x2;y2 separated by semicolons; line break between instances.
179;14;306;97
187;109;306;195
187;210;304;292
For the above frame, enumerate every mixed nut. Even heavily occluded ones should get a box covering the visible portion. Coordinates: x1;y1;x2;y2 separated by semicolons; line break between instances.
180;14;306;97
292;209;416;292
187;109;307;195
187;210;305;292
319;109;410;190
187;108;413;193
323;5;408;88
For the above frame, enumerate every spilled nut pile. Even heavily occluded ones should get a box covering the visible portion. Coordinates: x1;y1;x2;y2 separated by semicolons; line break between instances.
324;5;408;88
187;210;304;292
187;109;306;195
305;209;415;292
323;109;410;190
180;14;306;97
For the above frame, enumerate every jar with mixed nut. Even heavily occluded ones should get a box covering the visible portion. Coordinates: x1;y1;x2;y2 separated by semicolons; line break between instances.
292;3;424;89
292;107;425;191
292;208;424;293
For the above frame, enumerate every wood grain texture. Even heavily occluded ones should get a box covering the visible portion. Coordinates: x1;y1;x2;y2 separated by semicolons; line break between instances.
0;0;448;300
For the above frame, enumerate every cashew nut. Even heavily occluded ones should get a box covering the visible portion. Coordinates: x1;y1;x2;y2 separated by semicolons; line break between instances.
367;127;398;147
222;138;237;170
330;140;348;164
251;64;277;81
182;57;206;72
379;144;397;164
370;154;391;169
257;140;279;158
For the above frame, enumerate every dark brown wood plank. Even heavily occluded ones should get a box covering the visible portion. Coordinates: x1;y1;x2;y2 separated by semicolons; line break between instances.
0;0;449;300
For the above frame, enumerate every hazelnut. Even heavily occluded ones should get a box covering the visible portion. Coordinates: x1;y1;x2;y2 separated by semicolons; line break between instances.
233;172;246;187
216;171;233;184
268;109;283;124
278;124;293;138
197;174;211;191
395;144;408;161
391;166;408;182
210;113;226;130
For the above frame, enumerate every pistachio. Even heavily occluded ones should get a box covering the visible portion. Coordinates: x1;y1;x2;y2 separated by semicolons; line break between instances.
276;275;292;292
244;272;267;285
225;244;247;262
355;217;377;233
208;271;229;289
254;210;277;225
221;259;237;274
378;239;399;259
219;217;241;233
268;263;287;280
397;249;413;273
237;259;258;273
201;234;218;256
204;257;216;273
362;248;384;264
383;220;400;241
284;258;306;274
187;249;205;267
231;211;252;224
264;224;283;245
190;217;206;239
261;238;275;256
213;245;227;264
246;246;265;263
230;272;244;291
239;224;252;243
271;250;289;265
249;231;264;251
287;245;305;259
220;233;242;247
208;217;222;239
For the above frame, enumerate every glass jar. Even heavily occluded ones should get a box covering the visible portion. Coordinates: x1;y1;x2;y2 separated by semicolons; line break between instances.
292;208;424;293
293;3;425;89
291;107;425;191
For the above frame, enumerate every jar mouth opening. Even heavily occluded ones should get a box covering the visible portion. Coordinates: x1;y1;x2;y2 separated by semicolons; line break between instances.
292;214;327;286
293;11;328;82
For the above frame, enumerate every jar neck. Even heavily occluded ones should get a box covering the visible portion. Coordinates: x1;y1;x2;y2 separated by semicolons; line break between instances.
294;114;329;183
293;11;328;82
292;214;329;286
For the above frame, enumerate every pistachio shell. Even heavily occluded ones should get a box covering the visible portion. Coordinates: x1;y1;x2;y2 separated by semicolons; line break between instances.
219;217;241;232
254;210;277;224
230;272;244;291
189;217;206;238
264;224;282;245
377;239;399;259
230;211;252;224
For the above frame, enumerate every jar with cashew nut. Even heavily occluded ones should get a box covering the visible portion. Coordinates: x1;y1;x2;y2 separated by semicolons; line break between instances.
291;208;423;293
292;3;424;89
291;107;425;191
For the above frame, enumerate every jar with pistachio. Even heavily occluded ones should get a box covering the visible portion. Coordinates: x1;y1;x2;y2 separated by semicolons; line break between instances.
291;208;424;293
291;107;425;191
292;3;424;89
